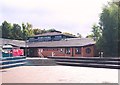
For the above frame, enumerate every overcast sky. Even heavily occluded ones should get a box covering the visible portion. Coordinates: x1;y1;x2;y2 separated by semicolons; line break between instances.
0;0;110;37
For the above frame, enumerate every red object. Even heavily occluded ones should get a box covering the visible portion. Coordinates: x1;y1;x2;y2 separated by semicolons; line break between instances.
13;49;24;56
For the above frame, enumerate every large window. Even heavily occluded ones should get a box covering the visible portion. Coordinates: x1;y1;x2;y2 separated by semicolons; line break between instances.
65;48;71;54
29;38;34;42
38;36;51;42
38;37;44;42
60;48;64;52
75;47;81;54
34;37;38;39
34;37;38;42
53;35;62;41
44;36;51;41
86;48;91;54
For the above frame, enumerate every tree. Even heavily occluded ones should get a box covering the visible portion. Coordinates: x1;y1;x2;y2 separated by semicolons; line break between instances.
47;29;61;33
86;24;102;41
92;24;102;41
11;24;23;40
86;34;94;39
114;1;120;57
33;28;42;35
63;32;76;37
77;33;82;38
22;22;34;40
1;21;12;39
47;29;55;32
99;2;118;57
26;23;34;37
87;2;119;57
86;24;102;57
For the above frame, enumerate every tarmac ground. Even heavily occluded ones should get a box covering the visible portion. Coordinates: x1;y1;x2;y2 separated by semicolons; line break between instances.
1;66;118;83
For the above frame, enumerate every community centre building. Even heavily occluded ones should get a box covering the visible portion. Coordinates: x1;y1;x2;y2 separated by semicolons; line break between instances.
26;31;96;57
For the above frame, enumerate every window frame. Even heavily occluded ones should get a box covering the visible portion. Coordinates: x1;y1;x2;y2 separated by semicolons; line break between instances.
65;48;71;54
86;48;91;54
75;47;81;54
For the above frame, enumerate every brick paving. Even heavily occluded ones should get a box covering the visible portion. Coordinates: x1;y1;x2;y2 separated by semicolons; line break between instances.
1;66;118;83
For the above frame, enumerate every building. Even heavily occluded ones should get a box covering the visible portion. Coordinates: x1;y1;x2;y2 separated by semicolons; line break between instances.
27;32;95;57
0;38;25;57
0;38;25;48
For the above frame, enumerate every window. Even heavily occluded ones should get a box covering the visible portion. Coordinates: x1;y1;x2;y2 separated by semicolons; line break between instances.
34;37;38;42
86;48;91;54
75;48;81;54
34;37;38;39
60;49;63;52
38;36;52;42
53;36;62;41
38;37;44;42
29;38;34;42
43;48;48;51
44;36;51;41
52;48;58;51
65;48;70;54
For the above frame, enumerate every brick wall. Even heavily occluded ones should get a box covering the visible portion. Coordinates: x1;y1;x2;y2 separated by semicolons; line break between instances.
29;45;95;57
82;46;94;57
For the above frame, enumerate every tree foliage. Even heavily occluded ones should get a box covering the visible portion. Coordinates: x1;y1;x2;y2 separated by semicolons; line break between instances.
33;28;42;35
100;3;118;57
1;21;12;39
0;21;71;40
92;24;102;41
63;32;76;37
88;2;119;57
0;21;35;40
11;24;23;40
86;24;102;41
22;23;34;40
77;33;82;38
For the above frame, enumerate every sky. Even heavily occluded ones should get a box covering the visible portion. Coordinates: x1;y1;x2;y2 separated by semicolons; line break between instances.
0;0;110;37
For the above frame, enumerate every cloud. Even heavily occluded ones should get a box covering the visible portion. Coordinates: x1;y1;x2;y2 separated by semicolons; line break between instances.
0;0;110;37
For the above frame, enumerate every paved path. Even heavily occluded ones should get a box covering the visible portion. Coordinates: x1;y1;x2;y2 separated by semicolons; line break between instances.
1;66;118;83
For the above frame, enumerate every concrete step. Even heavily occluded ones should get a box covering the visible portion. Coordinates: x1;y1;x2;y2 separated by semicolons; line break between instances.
1;56;26;61
1;62;26;69
54;59;120;65
1;56;26;69
48;57;120;69
48;56;120;61
1;59;26;65
57;62;120;69
26;58;57;66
